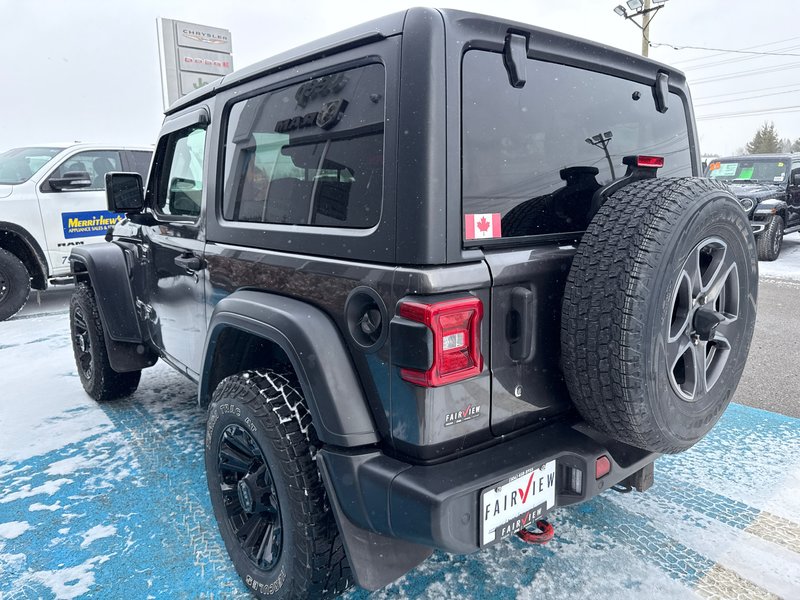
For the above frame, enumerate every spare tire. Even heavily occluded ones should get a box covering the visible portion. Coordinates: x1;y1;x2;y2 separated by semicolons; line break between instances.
561;178;757;454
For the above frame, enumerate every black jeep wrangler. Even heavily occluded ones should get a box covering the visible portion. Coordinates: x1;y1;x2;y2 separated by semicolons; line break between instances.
68;9;758;599
705;153;800;261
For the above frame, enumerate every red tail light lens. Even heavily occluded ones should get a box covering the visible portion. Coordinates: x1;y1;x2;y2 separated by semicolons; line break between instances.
398;297;483;387
636;155;664;168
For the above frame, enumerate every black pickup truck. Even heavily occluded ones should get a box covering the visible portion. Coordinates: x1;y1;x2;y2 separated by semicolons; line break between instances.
68;8;758;599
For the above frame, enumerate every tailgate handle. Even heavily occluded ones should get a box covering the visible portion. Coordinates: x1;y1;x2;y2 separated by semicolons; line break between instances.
508;287;535;362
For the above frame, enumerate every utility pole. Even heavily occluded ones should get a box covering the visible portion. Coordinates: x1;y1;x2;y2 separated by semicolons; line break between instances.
613;0;668;58
641;0;652;57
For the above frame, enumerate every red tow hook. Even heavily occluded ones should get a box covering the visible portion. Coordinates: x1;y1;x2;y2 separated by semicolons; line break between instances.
516;519;554;544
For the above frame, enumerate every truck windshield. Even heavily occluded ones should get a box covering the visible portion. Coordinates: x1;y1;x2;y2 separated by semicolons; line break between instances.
706;158;789;184
0;147;62;184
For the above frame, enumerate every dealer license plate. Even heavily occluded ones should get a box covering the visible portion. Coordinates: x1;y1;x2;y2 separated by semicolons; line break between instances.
480;460;557;546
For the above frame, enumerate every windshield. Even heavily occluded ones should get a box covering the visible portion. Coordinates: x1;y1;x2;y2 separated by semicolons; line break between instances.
706;158;789;184
0;147;62;185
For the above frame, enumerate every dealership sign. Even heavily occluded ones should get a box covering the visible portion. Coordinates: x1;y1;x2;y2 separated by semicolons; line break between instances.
157;18;233;110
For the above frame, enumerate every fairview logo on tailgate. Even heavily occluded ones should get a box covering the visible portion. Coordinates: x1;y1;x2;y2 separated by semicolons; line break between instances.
481;460;556;546
62;211;122;239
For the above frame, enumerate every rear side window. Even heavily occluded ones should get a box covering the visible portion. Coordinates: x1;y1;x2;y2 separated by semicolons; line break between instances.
462;51;692;240
222;63;384;228
129;150;153;180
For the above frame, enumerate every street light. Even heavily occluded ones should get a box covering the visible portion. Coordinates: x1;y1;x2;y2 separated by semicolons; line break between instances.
585;131;616;180
613;0;670;57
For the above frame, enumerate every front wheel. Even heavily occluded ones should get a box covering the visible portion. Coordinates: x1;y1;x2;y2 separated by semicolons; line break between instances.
756;215;783;261
205;370;351;599
0;248;31;321
70;283;141;401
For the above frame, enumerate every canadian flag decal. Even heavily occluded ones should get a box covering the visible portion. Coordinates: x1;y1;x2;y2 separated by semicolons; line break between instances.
465;213;502;240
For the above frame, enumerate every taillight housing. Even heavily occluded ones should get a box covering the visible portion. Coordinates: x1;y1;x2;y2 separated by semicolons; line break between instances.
398;297;483;387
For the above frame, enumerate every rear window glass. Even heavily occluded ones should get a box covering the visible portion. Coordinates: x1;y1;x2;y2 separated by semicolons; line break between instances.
222;63;384;228
462;51;693;241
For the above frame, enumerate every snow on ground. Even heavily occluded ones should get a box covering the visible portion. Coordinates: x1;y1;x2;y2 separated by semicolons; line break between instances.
759;234;800;281
1;271;799;598
0;521;31;540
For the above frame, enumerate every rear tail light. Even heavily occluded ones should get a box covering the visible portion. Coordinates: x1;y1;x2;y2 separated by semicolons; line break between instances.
398;297;483;387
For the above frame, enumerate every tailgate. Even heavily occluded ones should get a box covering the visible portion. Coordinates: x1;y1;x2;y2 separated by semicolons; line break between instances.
484;245;576;436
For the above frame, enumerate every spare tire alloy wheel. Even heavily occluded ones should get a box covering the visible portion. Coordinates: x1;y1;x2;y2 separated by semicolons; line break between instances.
667;238;741;402
562;178;758;454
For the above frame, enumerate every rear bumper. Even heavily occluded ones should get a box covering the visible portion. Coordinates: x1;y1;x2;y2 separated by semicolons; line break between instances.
318;420;657;555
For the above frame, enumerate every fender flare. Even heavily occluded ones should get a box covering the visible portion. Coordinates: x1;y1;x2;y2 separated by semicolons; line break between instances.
754;198;788;219
69;244;143;343
0;221;48;288
200;290;379;447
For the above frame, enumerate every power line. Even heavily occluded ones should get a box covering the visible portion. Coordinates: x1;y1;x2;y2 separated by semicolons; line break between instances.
694;88;800;108
694;82;800;101
651;42;800;58
695;105;800;121
690;62;800;84
679;44;800;72
667;35;800;65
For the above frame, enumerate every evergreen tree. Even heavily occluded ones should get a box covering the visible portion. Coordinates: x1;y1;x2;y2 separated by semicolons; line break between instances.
745;122;781;154
792;138;800;153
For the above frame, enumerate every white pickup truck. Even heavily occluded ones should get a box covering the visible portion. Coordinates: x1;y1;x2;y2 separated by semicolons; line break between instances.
0;143;152;320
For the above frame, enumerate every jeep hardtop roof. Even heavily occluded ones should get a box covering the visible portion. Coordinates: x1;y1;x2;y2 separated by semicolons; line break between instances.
165;7;687;116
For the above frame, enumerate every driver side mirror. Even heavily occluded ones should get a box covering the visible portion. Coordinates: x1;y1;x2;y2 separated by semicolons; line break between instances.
792;172;800;187
106;172;144;214
49;171;92;191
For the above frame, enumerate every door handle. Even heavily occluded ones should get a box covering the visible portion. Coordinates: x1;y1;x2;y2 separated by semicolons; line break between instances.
174;253;203;271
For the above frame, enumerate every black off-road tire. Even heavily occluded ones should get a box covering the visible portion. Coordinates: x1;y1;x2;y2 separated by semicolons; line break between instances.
205;370;351;600
756;215;783;261
562;178;758;454
0;248;31;321
69;282;141;401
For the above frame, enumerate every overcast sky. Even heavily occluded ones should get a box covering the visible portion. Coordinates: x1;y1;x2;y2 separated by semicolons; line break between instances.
1;0;798;156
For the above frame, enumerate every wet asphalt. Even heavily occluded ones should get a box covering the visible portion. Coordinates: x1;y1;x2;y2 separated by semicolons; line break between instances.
737;276;800;418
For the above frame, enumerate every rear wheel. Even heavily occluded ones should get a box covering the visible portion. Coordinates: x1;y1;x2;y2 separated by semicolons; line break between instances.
70;283;141;401
756;215;783;261
0;248;31;321
562;178;758;453
205;370;351;599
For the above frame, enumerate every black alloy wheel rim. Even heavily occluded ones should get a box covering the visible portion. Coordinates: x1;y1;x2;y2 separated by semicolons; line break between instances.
72;306;93;379
774;228;782;255
0;266;8;304
217;423;283;571
666;237;742;402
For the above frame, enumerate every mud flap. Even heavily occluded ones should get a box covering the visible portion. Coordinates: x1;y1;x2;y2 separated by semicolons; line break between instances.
316;453;432;590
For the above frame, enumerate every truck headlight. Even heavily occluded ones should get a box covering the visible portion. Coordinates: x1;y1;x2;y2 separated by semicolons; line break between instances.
739;197;754;211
